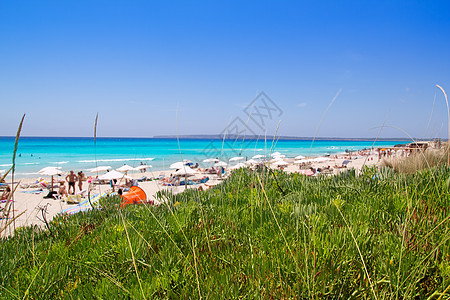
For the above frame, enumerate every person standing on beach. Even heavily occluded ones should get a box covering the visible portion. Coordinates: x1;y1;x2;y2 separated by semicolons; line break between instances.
140;161;146;173
65;170;78;195
77;171;85;191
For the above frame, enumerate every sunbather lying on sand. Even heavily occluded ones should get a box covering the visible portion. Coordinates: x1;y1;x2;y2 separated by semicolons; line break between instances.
161;176;180;186
1;186;11;200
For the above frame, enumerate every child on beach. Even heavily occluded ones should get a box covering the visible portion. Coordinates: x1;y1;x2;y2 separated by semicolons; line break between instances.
59;182;68;198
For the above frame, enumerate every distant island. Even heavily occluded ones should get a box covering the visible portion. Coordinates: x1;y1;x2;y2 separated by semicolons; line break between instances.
153;134;417;141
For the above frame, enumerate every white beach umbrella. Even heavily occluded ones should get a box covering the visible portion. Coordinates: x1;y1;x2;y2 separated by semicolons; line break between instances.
252;154;265;159
229;156;244;162
116;164;135;172
170;162;186;169
99;170;131;180
295;155;306;159
135;164;152;170
268;157;279;163
272;160;289;166
203;158;219;163
214;161;228;167
312;157;329;162
38;167;64;193
38;166;62;174
273;154;286;159
174;167;197;176
90;166;112;173
271;152;282;157
294;159;308;164
245;159;258;165
231;162;247;169
38;167;64;176
304;158;316;163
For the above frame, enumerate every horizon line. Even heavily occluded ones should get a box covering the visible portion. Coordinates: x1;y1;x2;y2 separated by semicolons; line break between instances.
0;135;435;141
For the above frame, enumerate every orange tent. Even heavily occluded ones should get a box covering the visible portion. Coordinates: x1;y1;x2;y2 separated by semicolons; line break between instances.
120;186;147;208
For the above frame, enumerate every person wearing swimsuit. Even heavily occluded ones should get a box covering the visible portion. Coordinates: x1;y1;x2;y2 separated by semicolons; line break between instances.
65;170;78;195
77;171;85;191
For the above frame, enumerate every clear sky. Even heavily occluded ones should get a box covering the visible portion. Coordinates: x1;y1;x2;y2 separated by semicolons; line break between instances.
1;0;450;139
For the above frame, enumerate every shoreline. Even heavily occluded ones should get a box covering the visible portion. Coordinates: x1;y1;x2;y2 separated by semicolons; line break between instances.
3;148;387;180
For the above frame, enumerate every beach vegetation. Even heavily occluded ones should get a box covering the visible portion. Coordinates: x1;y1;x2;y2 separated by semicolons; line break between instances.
382;145;449;174
1;166;449;298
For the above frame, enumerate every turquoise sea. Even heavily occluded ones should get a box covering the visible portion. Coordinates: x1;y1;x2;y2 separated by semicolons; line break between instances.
0;137;406;178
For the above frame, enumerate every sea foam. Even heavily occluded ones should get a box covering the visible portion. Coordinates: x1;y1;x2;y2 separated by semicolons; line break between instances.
77;158;155;163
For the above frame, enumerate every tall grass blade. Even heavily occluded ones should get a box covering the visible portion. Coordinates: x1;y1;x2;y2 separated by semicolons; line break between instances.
333;199;378;300
89;113;99;207
119;210;146;299
21;257;48;300
192;238;202;299
1;114;25;235
436;84;449;164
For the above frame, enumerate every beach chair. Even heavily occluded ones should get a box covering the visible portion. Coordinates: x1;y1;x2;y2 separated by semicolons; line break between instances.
20;183;30;189
59;192;107;215
76;190;87;197
0;183;9;192
161;177;180;186
136;176;147;182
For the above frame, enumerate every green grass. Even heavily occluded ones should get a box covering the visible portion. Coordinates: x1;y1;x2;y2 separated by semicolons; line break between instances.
1;166;449;299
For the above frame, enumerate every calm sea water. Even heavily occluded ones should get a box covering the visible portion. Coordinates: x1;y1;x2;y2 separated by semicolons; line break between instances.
0;137;406;178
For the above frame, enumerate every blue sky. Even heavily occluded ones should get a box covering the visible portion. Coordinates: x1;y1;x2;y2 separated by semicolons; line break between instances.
1;0;450;139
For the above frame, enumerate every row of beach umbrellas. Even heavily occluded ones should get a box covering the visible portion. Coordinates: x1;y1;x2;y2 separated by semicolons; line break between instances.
198;152;307;169
35;153;337;189
36;163;153;191
36;153;310;177
90;164;151;173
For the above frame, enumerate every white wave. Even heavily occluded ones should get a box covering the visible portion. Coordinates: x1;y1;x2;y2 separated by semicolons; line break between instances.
51;161;69;164
24;162;41;165
15;172;40;175
77;158;155;163
0;164;13;167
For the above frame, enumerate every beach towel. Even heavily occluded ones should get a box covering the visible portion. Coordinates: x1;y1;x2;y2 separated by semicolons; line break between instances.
59;193;106;215
21;189;45;194
200;177;209;183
